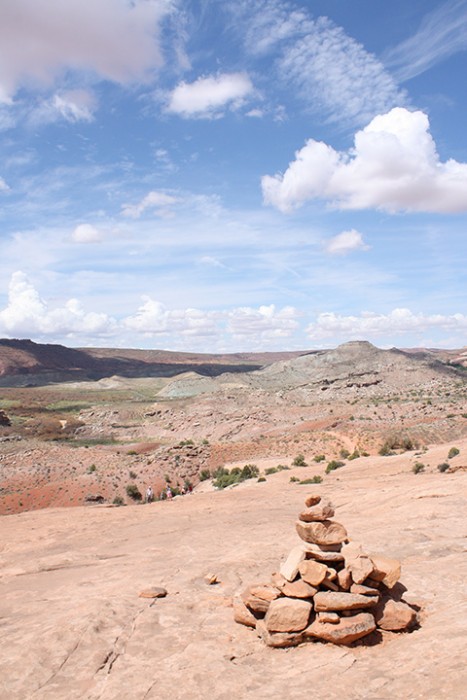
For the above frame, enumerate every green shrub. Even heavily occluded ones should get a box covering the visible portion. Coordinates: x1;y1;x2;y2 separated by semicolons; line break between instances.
325;460;345;474
313;454;325;463
113;496;124;506
289;476;300;483
299;476;323;485
257;476;266;483
87;464;96;474
437;462;450;473
276;464;290;471
213;464;259;489
379;434;416;456
448;447;460;459
199;469;211;481
412;462;425;474
265;467;278;475
129;470;137;479
339;448;350;459
126;483;142;501
292;454;307;467
348;450;360;461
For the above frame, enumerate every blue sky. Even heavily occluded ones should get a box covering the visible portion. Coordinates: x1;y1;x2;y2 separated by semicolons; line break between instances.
0;0;466;351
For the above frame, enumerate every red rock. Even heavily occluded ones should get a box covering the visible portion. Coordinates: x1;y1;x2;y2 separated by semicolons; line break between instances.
337;568;352;591
369;554;401;589
265;597;312;633
296;520;348;546
342;542;374;584
314;591;379;612
138;587;167;598
250;584;281;601
281;578;317;599
317;612;340;624
305;494;321;507
299;503;335;522
305;543;344;563
256;620;306;648
233;598;258;627
306;612;376;645
280;545;307;582
351;583;381;597
241;587;271;614
374;597;417;631
298;560;328;586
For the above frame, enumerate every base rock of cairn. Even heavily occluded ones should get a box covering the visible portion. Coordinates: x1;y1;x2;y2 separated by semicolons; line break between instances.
234;494;418;647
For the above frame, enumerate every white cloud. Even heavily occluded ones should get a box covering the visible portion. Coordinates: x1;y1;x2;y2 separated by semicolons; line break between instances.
166;72;254;118
0;271;114;336
232;0;405;124
262;107;467;214
121;191;179;218
384;0;467;81
227;304;300;339
325;230;370;256
71;224;104;244
0;176;10;191
124;296;219;337
29;89;97;126
307;308;467;341
0;0;171;102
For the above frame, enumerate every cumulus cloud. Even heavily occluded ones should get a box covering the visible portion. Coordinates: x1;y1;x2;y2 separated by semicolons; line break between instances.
124;296;219;337
307;308;467;341
71;224;104;244
121;191;179;218
325;230;370;256
166;73;254;118
227;304;300;339
0;0;171;102
0;272;114;336
262;107;467;214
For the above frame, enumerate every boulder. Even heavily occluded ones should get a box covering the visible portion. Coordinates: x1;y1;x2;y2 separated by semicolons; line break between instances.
233;598;258;628
306;612;376;645
314;591;379;612
374;597;417;631
298;560;328;586
296;520;348;546
299;503;335;522
265;597;312;633
241;587;271;614
256;620;306;648
369;554;401;589
279;545;307;582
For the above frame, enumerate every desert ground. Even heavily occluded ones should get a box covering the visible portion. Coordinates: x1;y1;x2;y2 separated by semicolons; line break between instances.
1;341;467;698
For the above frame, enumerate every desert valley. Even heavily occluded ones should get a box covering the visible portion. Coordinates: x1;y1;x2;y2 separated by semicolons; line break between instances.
1;338;466;699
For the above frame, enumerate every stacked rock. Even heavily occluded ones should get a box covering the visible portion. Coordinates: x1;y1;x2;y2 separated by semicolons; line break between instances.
234;494;417;647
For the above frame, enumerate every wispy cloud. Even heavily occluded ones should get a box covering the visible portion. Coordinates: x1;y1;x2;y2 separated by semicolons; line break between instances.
262;108;467;213
325;230;370;256
166;72;254;118
230;0;406;124
384;0;467;81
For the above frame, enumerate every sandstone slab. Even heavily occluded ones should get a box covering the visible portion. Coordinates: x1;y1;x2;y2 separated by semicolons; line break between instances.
241;587;271;614
299;503;335;522
138;587;167;598
256;620;306;648
250;584;281;602
296;520;348;546
314;591;379;612
304;494;321;507
337;567;352;591
306;612;376;645
281;578;317;599
233;598;258;628
280;545;306;582
342;542;374;584
374;597;417;631
298;560;328;586
369;554;401;589
265;597;312;633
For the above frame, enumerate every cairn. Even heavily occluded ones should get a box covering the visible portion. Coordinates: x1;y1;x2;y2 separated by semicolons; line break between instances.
234;494;418;647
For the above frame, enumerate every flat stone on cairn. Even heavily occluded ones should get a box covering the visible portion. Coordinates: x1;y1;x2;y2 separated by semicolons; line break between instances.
234;493;419;648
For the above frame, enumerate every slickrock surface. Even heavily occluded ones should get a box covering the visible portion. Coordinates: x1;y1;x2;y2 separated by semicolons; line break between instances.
1;444;467;699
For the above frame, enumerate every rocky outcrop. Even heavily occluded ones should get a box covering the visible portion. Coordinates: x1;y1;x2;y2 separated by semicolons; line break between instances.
235;493;418;647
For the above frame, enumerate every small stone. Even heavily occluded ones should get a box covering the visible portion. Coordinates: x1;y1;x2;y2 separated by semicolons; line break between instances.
296;520;348;546
314;591;379;612
280;545;307;582
250;584;281;602
270;572;287;588
320;578;340;591
233;598;258;628
374;597;417;631
306;612;376;645
369;554;401;589
337;568;352;591
299;503;335;522
256;620;306;648
304;543;344;563
138;587;167;599
351;583;381;597
204;573;218;585
281;578;317;599
265;597;312;633
241;587;271;614
317;612;340;624
342;542;374;584
298;560;328;586
305;494;321;507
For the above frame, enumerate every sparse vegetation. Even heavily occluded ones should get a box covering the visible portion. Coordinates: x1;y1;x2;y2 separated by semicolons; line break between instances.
87;464;97;474
325;460;345;474
129;470;137;479
412;462;425;474
339;448;350;459
299;476;323;485
379;434;416;456
292;454;307;467
448;447;460;459
313;454;325;462
289;476;300;483
213;464;259;489
199;469;211;481
348;450;360;460
257;476;266;483
126;484;142;501
437;462;450;473
113;496;124;506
